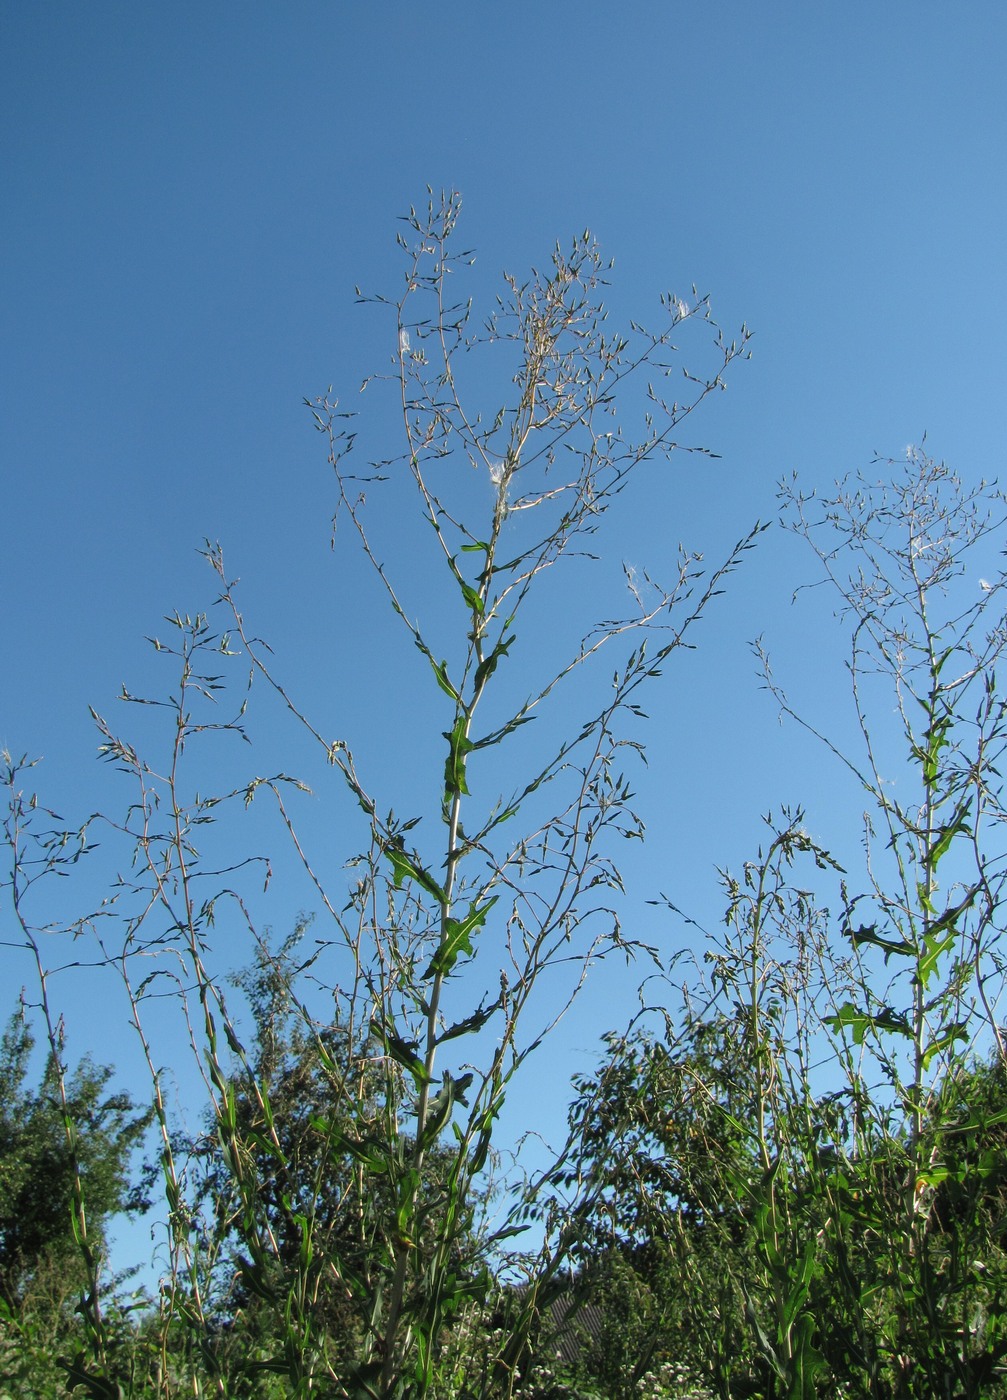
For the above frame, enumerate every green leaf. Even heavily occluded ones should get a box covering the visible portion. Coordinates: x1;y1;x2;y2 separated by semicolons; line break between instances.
919;926;957;988
849;923;914;960
235;1256;279;1303
920;1019;969;1072
383;839;446;903
473;634;514;693
915;1163;954;1189
921;710;953;784
470;1135;491;1176
443;716;475;797
370;1016;429;1088
58;1354;126;1399
928;797;972;868
460;581;485;616
422;1071;475;1149
424;896;498;980
826;1002;912;1045
437;999;498;1045
781;1243;817;1333
425;920;474;981
789;1313;827;1399
309;1116;385;1172
753;1199;782;1268
471;712;535;751
396;1166;420;1242
916;882;937;917
429;656;460;702
245;1358;295;1376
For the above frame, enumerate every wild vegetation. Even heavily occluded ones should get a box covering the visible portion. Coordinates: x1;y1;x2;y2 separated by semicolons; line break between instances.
4;194;1007;1398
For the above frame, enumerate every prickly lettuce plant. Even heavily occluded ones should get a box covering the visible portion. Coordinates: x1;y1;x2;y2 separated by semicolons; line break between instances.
3;191;751;1398
765;450;1007;1396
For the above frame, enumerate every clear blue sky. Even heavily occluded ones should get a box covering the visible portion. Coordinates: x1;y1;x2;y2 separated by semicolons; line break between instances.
3;3;1007;1273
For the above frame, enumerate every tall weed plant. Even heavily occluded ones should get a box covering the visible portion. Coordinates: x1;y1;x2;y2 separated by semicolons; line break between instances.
2;192;752;1398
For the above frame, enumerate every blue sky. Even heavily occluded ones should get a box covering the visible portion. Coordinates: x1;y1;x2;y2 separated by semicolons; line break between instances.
4;4;1007;1272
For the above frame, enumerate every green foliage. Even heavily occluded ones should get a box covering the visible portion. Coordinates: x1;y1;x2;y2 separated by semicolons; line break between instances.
538;820;840;1400
0;1010;152;1397
0;1012;151;1311
176;927;489;1388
